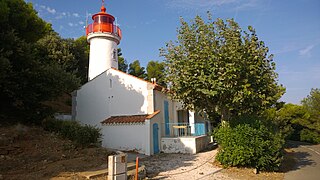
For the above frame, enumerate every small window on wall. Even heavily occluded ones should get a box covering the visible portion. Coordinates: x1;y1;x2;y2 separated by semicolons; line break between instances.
112;49;117;61
109;79;112;88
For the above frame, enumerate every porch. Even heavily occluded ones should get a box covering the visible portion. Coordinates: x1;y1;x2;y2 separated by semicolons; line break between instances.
160;122;213;154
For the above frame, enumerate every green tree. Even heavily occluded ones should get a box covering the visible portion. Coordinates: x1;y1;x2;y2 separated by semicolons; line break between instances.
161;15;285;122
0;0;80;123
128;60;146;79
266;104;308;140
35;32;75;71
301;88;320;130
117;48;128;73
146;60;166;87
72;36;89;84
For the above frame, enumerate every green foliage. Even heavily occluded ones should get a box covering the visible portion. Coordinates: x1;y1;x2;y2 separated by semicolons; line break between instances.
301;88;320;131
267;104;308;140
0;0;80;124
263;88;320;144
214;117;284;171
1;0;48;43
128;60;146;79
71;36;89;84
42;118;102;147
300;129;320;144
161;14;285;121
146;60;166;87
118;48;128;73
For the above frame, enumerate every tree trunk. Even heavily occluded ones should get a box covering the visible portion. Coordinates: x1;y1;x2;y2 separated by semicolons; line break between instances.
221;107;230;126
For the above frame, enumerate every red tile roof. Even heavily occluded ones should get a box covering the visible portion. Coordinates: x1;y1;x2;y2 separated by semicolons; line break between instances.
101;115;147;124
101;110;161;125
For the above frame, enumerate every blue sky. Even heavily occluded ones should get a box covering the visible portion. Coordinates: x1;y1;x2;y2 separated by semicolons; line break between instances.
25;0;320;104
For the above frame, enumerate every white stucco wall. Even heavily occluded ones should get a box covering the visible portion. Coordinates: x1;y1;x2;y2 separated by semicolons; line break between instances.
154;91;179;136
161;135;210;154
88;34;119;80
74;69;150;127
102;123;147;154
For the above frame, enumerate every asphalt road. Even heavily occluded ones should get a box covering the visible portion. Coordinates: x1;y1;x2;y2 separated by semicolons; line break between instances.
284;141;320;180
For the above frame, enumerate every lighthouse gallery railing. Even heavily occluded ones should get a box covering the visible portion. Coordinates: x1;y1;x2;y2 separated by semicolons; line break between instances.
86;23;122;39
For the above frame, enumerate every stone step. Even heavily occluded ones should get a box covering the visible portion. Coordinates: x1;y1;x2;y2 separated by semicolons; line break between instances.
78;162;145;179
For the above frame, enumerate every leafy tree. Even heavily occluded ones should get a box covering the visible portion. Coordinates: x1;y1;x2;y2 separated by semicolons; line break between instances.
0;0;80;123
117;48;128;73
301;88;320;131
161;14;285;122
128;60;146;79
35;32;75;70
72;36;89;84
265;104;308;140
146;60;166;87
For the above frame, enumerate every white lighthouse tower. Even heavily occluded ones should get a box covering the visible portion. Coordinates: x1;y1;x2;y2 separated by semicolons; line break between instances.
86;1;122;80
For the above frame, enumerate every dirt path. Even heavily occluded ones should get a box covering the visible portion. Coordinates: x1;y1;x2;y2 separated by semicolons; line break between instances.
140;147;231;180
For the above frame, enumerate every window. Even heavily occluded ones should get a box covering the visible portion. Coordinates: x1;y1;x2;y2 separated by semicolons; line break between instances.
109;79;112;88
112;49;117;61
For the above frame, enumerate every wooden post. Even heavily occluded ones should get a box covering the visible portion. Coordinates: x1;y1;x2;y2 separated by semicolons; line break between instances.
135;157;139;180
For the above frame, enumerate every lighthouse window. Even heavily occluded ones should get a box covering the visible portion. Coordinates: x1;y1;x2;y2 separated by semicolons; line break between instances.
94;16;113;23
112;49;117;61
101;16;108;23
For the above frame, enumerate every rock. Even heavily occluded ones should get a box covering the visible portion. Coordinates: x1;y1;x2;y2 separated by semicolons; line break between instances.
199;172;204;175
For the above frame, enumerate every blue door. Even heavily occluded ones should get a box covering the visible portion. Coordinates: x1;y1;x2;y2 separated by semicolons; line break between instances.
164;100;170;136
153;123;159;154
195;123;206;136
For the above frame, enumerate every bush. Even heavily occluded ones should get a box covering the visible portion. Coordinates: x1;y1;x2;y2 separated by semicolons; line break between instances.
214;118;284;171
300;129;320;144
42;118;102;147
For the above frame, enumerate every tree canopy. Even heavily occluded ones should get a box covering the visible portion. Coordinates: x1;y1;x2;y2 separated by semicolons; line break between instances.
146;61;166;87
0;0;80;123
161;14;285;121
301;88;320;131
117;48;128;73
128;60;146;79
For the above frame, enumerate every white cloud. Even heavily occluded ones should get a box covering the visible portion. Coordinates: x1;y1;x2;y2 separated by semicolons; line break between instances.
62;12;67;16
68;23;74;27
167;0;236;9
79;21;85;25
46;7;56;14
73;13;80;18
299;45;315;57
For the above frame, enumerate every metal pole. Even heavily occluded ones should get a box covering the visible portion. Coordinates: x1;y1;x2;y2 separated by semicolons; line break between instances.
135;157;139;180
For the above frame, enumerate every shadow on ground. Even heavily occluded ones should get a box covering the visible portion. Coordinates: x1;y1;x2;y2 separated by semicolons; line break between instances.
280;141;316;173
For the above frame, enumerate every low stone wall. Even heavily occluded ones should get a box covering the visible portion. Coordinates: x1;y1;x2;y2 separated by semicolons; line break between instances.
160;135;210;154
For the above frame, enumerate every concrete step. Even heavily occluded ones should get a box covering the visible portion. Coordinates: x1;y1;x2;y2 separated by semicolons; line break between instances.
78;163;145;179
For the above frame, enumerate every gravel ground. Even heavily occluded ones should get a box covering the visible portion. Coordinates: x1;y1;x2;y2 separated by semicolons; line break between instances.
140;146;232;180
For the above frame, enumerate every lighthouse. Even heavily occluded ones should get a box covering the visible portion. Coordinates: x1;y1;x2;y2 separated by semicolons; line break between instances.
86;1;122;80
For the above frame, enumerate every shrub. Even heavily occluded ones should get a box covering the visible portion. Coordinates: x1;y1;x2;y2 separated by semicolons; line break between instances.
214;117;284;171
42;118;102;147
300;129;320;144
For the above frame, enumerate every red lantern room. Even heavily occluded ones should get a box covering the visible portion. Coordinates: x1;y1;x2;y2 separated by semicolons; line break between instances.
86;3;122;40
